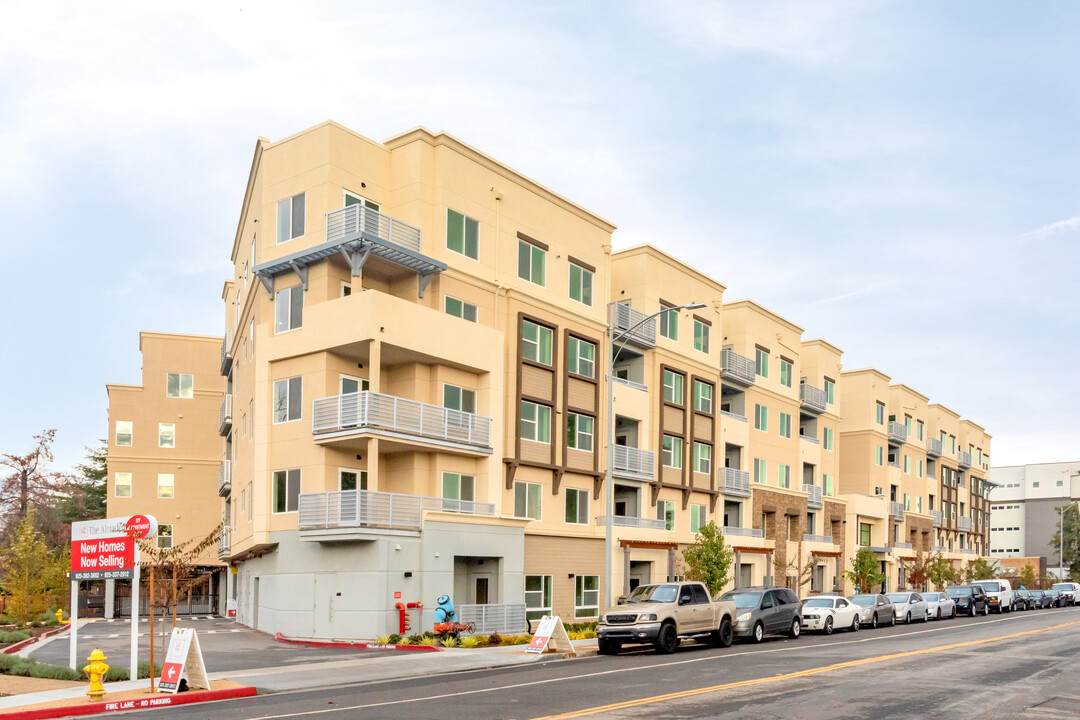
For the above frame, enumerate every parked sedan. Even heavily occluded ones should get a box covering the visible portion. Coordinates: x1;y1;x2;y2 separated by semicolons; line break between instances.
887;592;929;624
1029;590;1056;609
1013;588;1035;611
801;596;860;634
718;586;803;643
849;594;897;629
945;584;990;616
922;592;956;620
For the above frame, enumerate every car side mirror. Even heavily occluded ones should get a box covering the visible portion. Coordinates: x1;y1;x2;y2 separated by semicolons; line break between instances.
678;596;689;606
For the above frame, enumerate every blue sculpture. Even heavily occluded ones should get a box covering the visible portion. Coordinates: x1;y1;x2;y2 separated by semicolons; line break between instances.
433;595;456;624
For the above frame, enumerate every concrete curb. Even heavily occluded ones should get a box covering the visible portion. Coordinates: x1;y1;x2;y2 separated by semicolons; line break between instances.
2;626;70;656
273;633;444;652
0;685;257;720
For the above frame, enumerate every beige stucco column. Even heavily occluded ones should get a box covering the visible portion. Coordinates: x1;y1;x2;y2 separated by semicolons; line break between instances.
368;339;381;393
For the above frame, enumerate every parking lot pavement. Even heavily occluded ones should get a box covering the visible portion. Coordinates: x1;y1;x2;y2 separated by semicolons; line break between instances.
29;616;379;672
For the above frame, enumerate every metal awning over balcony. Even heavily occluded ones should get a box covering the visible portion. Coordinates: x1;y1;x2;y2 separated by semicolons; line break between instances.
723;468;751;497
926;437;942;458
799;382;827;414
888;421;907;444
612;445;654;481
720;348;755;387
255;205;446;300
608;303;656;348
313;391;492;454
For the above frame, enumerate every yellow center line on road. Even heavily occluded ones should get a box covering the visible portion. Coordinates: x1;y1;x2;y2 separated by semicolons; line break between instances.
528;619;1080;720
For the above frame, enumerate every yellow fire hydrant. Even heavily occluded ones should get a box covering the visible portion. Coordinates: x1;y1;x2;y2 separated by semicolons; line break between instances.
56;608;70;624
83;649;109;700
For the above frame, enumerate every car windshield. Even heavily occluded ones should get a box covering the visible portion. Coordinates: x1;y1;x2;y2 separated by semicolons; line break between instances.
923;593;940;601
1031;591;1044;597
625;584;679;603
850;595;875;606
973;581;1001;592
1051;584;1072;591
1046;589;1060;596
720;591;763;609
886;593;911;603
946;587;971;597
802;598;835;608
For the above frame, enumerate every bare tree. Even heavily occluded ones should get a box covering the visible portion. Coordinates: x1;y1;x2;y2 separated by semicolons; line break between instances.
0;430;71;534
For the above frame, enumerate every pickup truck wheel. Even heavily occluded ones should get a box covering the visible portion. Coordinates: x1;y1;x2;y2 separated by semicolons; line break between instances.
789;617;801;639
654;621;679;654
752;621;765;643
598;639;621;656
710;618;734;648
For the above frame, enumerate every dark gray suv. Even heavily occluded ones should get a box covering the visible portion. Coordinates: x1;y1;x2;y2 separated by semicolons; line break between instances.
718;586;802;643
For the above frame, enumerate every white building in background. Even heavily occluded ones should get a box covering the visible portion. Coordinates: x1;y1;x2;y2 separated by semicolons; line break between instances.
989;461;1080;577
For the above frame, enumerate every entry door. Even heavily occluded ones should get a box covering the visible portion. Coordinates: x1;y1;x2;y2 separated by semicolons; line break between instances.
474;577;490;605
314;574;338;638
738;564;753;588
629;561;651;591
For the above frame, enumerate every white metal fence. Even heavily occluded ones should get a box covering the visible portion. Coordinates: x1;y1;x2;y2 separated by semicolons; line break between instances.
803;483;823;508
803;534;833;544
608;302;657;346
720;348;756;385
723;467;751;496
457;603;529;635
325;204;422;253
799;383;827;412
888;421;907;443
613;445;654;479
312;391;492;448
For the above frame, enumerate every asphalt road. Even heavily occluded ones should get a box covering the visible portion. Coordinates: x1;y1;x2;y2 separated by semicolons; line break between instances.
62;606;1080;719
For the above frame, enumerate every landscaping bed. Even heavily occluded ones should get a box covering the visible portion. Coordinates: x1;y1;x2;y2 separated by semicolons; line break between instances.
375;622;597;649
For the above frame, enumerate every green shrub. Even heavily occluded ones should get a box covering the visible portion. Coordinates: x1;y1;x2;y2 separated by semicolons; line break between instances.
439;636;457;648
388;634;403;644
419;634;436;646
459;635;483;648
396;636;414;646
406;633;425;644
375;634;392;644
30;663;81;681
0;630;32;644
0;656;36;676
98;660;160;682
499;634;531;646
487;632;502;646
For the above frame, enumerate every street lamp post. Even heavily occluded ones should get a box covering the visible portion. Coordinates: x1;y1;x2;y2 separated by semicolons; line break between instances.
604;302;704;607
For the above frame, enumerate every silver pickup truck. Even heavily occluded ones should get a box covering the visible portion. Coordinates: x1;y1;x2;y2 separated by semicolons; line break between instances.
596;581;737;654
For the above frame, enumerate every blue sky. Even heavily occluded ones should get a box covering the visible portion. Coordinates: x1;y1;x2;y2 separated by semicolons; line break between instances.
1;1;1077;471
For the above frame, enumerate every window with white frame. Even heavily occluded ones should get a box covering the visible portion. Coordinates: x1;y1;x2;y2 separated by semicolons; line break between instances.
158;423;175;448
115;472;132;498
444;295;478;322
274;286;303;333
166;373;194;398
157;473;174;499
247;482;253;521
566;413;594;452
443;385;476;414
565;488;589;524
442;472;475;502
693;380;713;414
446;209;479;260
525;575;553;621
115;421;133;447
567;337;596;378
754;458;767;484
693;319;710;354
273;468;301;513
569;262;593;306
276;193;305;244
690;504;707;533
513;481;542;520
157;524;173;549
521;320;553;365
779;412;792;439
779;359;792;388
693;442;712;475
755;348;769;378
754;404;768;432
662;369;684;405
661;435;683;469
340;281;352;297
521;401;551;443
659;304;678;341
823;427;834;451
656;500;675;531
777;464;791;489
518;239;546;286
273;377;302;423
339;469;367;491
575;575;599;618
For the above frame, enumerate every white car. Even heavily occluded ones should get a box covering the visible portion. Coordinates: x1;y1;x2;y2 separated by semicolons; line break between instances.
972;579;1015;613
886;592;929;624
921;591;956;620
1050;582;1080;606
801;596;861;635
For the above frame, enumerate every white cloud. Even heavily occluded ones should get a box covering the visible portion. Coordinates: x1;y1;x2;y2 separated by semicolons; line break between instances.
1018;214;1080;241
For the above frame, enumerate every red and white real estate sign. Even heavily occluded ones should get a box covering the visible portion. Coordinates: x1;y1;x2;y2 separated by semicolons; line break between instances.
527;615;574;654
158;627;210;693
70;516;152;581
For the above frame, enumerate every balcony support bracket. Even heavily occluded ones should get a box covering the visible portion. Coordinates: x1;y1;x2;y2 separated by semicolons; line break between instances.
649;482;661;507
340;244;373;277
288;261;310;291
257;272;275;298
551;468;565;496
417;272;435;298
503;459;519;491
592;474;603;501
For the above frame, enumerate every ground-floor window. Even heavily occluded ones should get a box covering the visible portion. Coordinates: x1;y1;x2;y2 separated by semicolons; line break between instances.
525;575;552;621
575;575;599;618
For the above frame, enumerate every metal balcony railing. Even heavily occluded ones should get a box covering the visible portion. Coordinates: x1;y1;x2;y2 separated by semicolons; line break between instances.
612;445;655;481
720;348;756;387
723;526;764;538
299;490;495;532
595;515;666;530
958;451;972;469
218;459;231;497
218;394;233;437
931;545;947;553
926;437;942;457
799;434;819;444
217;525;231;557
893;542;913;550
611;376;648;393
723;467;751;497
803;533;833;544
930;510;943;527
325;204;422;254
799;383;827;413
958;517;972;532
888;421;908;444
608;302;657;348
312;391;492;449
719;410;748;422
889;501;905;520
220;330;233;376
803;483;823;509
958;547;977;555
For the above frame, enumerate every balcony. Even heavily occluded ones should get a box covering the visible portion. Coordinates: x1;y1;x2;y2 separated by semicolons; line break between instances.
958;517;972;532
869;545;891;554
958;451;972;469
612;445;655;482
930;510;942;528
803;533;833;544
958;548;977;555
218;459;231;497
217;525;230;558
299;489;495;536
719;348;756;387
803;483;823;509
799;434;819;444
926;438;942;458
931;545;947;553
723;467;751;498
724;526;764;538
218;394;233;436
220;330;233;376
893;542;913;550
608;302;656;349
326;204;421;254
889;501;904;520
595;515;666;530
888;421;907;444
799;383;827;414
312;391;492;454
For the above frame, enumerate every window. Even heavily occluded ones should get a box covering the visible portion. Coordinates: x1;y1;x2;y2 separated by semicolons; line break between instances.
823;427;834;451
518;239;546;286
917;459;923;478
565;488;589;524
693;380;713;414
272;468;301;513
443;385;476;414
754;404;768;432
690;505;707;533
115;421;133;447
661;435;683;469
823;474;834;497
779;359;792;388
340;469;368;491
904;493;911;511
274;286;303;333
824;378;835;405
340;375;368;395
158;423;175;448
166;373;194;399
444;296;478;323
157;524;173;550
693;442;712;474
525;575;553;621
247;482;253;521
859;522;872;547
905;416;913;436
876;402;885;425
875;446;884;467
514;481;542;520
754;458;767;484
779;412;792;439
778;464;791;489
157;473;174;499
575;575;599;618
656;500;675;531
917;496;923;513
521;401;551;443
662;370;684;405
115;472;132;498
693;320;710;354
273;377;303;423
567;413;595;452
916;420;924;441
904;455;911;474
341;281;351;298
521;320;553;365
446;209;479;260
569;263;593;305
276;193;305;244
568;337;596;378
441;472;474;501
659;304;678;341
755;348;769;378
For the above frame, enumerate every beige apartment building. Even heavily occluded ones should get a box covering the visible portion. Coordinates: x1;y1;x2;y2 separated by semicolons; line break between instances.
105;332;225;614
